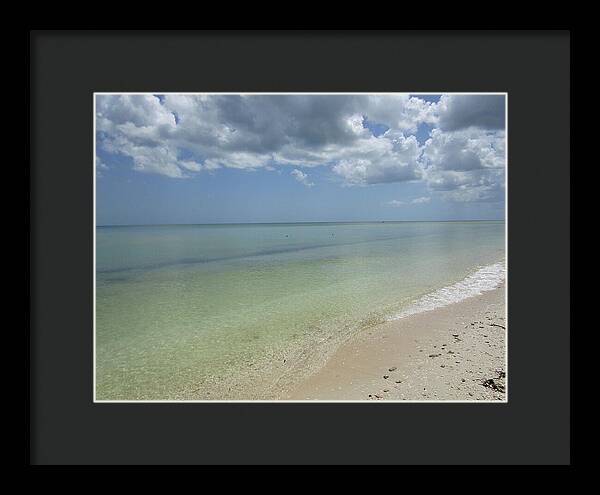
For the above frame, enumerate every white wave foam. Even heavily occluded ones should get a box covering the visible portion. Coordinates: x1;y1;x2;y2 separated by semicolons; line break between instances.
389;261;506;321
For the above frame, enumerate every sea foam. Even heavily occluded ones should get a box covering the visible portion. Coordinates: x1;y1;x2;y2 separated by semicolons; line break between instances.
389;261;506;320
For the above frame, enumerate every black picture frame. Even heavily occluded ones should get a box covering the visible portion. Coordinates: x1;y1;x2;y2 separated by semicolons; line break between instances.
30;30;570;465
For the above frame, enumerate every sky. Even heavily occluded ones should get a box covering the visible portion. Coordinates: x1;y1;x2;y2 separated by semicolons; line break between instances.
96;93;506;225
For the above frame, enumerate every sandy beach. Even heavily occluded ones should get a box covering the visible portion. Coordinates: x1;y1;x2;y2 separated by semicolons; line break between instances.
284;283;506;401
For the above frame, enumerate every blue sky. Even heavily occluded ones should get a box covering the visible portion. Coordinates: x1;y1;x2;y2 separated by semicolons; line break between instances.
96;94;505;225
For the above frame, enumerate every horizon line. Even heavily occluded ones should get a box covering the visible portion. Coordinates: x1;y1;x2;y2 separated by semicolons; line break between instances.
97;219;505;228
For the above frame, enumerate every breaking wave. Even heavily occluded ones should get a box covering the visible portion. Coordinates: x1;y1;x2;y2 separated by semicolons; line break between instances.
389;261;506;320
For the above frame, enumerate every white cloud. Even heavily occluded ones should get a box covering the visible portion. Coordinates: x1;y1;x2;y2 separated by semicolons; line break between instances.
422;128;505;172
362;95;438;133
387;196;431;207
290;169;314;187
97;94;176;129
95;94;506;204
332;132;422;185
96;156;109;170
96;156;109;178
178;160;204;172
421;127;505;203
96;94;435;182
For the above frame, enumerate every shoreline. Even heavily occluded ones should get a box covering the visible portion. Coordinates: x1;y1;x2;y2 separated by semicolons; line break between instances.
282;282;506;401
96;263;506;401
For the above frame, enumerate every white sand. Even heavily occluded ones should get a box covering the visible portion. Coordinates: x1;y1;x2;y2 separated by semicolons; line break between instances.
284;283;506;401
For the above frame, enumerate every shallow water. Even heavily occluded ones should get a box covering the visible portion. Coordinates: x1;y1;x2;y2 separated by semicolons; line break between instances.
95;221;505;400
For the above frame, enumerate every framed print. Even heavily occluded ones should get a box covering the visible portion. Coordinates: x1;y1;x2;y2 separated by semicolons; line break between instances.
30;31;570;465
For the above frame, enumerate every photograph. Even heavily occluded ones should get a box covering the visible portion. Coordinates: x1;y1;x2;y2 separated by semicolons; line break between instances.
94;93;507;402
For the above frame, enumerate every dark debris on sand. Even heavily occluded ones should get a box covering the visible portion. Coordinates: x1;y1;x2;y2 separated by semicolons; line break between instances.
481;369;506;393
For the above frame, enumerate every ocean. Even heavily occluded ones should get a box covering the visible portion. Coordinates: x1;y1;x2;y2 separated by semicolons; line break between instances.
95;221;505;400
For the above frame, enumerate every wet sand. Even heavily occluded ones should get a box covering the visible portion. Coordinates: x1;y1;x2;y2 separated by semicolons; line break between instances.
284;283;506;401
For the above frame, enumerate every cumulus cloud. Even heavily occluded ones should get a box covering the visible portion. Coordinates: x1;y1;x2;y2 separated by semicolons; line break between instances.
96;93;506;204
422;128;505;172
437;95;505;131
332;132;422;185
360;94;438;133
96;94;433;182
421;127;505;202
290;169;314;187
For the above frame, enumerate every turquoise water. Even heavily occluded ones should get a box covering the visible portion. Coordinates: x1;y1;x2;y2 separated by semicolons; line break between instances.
96;221;505;400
